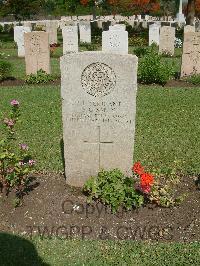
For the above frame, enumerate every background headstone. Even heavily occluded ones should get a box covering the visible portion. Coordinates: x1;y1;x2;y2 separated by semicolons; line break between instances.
24;31;50;75
61;52;138;187
109;24;126;31
149;24;160;46
181;32;200;77
184;25;195;34
14;26;31;57
102;30;128;54
62;26;78;54
79;22;91;43
46;21;58;44
159;26;175;55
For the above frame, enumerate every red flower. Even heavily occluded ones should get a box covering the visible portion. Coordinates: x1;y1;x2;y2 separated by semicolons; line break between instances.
140;173;154;187
132;162;144;175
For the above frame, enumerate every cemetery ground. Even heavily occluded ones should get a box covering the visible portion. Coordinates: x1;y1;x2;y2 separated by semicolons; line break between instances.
0;35;200;264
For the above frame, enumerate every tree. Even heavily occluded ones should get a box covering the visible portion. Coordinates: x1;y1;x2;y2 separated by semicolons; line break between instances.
0;0;44;20
78;0;160;16
160;0;177;19
186;0;195;25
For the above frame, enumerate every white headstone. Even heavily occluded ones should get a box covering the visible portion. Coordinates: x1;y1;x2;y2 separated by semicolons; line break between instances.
102;30;128;54
46;21;58;44
159;26;175;55
181;32;200;77
149;24;160;46
14;26;31;57
60;52;138;187
62;26;78;54
79;22;91;43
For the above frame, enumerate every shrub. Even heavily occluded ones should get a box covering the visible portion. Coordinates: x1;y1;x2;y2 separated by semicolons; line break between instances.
0;100;35;206
80;42;97;51
186;74;200;85
133;47;149;57
138;49;175;85
25;69;54;84
0;60;12;81
83;169;144;213
129;36;148;47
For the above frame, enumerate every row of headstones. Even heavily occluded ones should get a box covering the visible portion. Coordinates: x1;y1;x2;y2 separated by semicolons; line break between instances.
15;22;200;78
63;24;128;54
15;24;127;75
149;24;199;77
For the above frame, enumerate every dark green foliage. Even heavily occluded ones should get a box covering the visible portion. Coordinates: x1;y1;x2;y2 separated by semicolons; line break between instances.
186;74;200;85
80;42;98;51
25;69;54;84
0;60;12;81
129;36;148;47
83;169;144;213
134;47;149;57
138;49;175;85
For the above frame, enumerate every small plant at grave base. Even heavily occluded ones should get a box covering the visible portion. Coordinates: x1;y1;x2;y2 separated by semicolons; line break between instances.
133;47;149;58
129;36;148;47
50;43;58;57
174;37;182;48
0;60;12;81
161;49;173;58
79;42;97;51
185;74;200;85
0;100;36;206
83;169;144;213
138;49;175;85
132;162;186;208
25;69;54;84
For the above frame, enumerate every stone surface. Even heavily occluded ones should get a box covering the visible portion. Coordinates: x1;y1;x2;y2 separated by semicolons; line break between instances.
184;25;195;34
46;21;58;44
181;32;200;77
62;26;78;54
109;24;126;31
60;52;138;187
24;31;50;75
149;24;160;45
14;26;31;57
79;22;91;43
102;30;128;54
159;26;175;55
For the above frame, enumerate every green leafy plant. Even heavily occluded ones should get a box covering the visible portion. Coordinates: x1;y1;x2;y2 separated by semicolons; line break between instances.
25;69;54;84
0;60;12;81
80;42;97;51
133;47;149;57
129;36;147;47
161;50;174;58
138;49;175;85
83;169;144;213
186;74;200;85
0;100;36;206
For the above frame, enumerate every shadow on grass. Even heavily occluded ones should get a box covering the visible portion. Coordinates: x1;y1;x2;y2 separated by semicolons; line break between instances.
0;233;49;266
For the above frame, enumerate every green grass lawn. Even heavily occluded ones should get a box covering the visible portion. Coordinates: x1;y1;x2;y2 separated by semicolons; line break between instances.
1;86;200;175
1;235;200;266
1;36;182;80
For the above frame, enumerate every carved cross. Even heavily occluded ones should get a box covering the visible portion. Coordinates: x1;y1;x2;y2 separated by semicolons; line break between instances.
83;126;113;169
